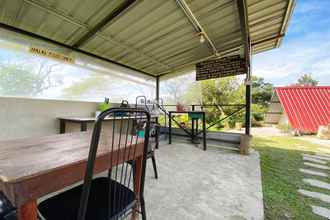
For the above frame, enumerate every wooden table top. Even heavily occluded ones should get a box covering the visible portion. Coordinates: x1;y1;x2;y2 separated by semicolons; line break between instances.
58;115;157;122
0;132;144;206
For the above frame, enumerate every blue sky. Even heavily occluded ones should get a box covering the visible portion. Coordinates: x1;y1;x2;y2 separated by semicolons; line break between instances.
253;0;330;86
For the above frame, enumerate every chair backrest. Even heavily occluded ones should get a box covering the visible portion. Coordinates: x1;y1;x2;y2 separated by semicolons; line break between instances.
77;108;150;220
0;192;17;220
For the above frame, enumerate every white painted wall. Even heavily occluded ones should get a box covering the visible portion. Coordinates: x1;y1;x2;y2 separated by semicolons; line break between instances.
0;97;98;141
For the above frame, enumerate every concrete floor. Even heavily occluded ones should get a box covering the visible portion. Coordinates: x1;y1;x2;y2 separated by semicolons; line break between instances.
39;139;264;220
144;141;264;220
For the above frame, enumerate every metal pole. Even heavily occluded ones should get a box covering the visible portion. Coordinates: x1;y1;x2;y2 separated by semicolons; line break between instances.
156;76;160;103
245;35;252;136
237;0;252;136
155;76;160;125
245;83;251;135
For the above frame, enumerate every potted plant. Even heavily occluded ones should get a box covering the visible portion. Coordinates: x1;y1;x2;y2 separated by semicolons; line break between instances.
96;97;111;117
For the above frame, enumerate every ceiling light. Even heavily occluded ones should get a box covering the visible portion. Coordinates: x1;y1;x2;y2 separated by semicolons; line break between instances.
199;33;205;43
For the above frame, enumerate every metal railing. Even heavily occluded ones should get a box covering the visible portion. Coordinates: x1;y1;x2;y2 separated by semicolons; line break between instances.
156;103;246;134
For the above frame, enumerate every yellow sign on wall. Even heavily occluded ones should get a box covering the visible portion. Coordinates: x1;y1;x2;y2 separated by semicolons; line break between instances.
29;47;75;64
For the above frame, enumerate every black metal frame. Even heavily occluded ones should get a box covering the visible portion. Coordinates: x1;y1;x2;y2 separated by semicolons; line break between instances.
237;0;252;136
160;103;245;132
131;121;160;179
77;107;151;220
168;111;207;151
0;191;17;220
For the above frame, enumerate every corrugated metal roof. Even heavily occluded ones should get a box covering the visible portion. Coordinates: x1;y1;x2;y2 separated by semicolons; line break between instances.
0;0;295;77
275;86;330;133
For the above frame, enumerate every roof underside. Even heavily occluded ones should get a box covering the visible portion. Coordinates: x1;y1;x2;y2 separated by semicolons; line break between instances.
0;0;295;77
276;86;330;133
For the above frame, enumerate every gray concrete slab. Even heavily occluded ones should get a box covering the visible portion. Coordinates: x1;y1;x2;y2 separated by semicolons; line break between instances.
144;142;264;220
303;154;330;161
311;205;330;219
303;162;330;170
39;141;264;220
303;179;330;190
298;189;330;203
299;168;329;177
303;156;328;165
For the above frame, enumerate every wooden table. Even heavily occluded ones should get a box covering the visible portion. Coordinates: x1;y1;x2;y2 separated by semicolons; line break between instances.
0;132;144;220
58;116;158;134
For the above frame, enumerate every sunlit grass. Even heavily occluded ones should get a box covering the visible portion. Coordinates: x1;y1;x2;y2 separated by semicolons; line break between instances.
252;136;330;220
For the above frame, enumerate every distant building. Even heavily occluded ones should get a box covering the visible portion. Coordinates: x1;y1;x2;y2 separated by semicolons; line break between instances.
265;86;330;133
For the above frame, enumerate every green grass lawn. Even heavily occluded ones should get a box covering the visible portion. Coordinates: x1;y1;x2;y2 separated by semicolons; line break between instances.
252;136;330;220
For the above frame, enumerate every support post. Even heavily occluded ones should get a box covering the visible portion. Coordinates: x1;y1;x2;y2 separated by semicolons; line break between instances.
155;76;160;125
156;76;160;103
237;0;252;136
245;83;251;135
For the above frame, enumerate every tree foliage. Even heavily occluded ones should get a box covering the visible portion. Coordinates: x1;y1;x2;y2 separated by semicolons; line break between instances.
251;76;273;107
0;60;61;96
161;75;273;129
63;73;109;98
296;73;318;86
198;77;245;128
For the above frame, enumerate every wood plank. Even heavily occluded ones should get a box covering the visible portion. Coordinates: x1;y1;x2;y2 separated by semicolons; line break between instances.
0;131;144;207
18;200;37;220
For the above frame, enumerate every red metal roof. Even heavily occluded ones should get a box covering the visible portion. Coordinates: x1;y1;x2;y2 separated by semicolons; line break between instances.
275;86;330;133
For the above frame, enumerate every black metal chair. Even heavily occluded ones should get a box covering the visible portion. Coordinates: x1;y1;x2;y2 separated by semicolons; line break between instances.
147;122;159;179
38;108;151;220
0;192;17;220
131;121;159;179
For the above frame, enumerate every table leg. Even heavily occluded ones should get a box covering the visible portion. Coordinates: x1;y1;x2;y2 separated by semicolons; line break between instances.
18;200;37;220
80;122;87;132
196;119;199;134
191;118;194;142
155;124;159;149
132;156;143;220
59;119;65;134
202;113;207;151
169;112;172;144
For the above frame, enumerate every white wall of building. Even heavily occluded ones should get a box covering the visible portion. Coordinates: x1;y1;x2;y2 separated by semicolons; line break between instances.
0;97;98;140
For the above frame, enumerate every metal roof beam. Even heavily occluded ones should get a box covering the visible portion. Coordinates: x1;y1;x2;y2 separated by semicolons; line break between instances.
252;34;285;46
22;0;169;70
277;0;295;47
237;0;251;79
175;0;220;56
0;22;155;78
72;0;139;48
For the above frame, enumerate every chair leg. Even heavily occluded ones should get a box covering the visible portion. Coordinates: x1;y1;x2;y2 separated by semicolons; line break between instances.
151;155;158;179
131;162;136;190
140;196;147;220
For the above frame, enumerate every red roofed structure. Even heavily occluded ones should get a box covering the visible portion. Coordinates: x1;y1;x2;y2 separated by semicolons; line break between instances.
265;86;330;133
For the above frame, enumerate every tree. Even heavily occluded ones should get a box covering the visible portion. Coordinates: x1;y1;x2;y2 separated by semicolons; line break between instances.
199;76;245;128
199;76;274;128
297;73;318;86
0;60;61;96
160;74;195;104
251;76;273;107
63;73;110;98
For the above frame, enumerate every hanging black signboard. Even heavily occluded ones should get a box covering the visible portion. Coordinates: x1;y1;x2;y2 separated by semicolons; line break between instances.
196;55;247;81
